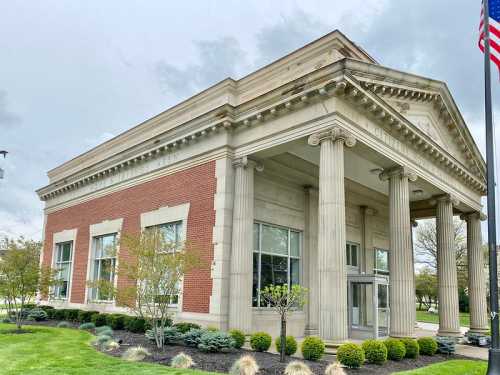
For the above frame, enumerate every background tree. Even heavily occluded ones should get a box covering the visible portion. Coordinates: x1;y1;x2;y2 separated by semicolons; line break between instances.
0;237;56;330
91;228;202;349
415;268;438;310
260;284;307;362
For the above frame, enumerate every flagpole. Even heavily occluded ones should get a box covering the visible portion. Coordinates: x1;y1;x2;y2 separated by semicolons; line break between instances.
483;0;500;373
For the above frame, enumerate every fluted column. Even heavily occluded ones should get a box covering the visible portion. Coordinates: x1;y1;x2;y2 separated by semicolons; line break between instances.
435;194;461;337
380;166;417;338
308;126;356;342
228;156;262;332
462;212;489;334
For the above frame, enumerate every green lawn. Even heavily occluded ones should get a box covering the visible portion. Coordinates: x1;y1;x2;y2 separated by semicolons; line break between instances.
0;323;216;375
416;310;471;327
395;359;486;374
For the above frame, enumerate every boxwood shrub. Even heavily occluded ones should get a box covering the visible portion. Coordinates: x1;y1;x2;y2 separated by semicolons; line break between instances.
384;338;406;361
250;332;272;352
53;309;67;321
64;309;80;322
362;339;387;365
106;314;127;330
301;336;325;361
77;310;98;323
275;336;298;356
229;329;246;349
417;337;438;356
124;316;149;333
91;313;108;327
400;338;419;358
337;343;365;368
172;322;199;334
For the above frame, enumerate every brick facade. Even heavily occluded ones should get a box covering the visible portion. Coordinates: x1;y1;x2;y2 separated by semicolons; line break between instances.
42;161;216;314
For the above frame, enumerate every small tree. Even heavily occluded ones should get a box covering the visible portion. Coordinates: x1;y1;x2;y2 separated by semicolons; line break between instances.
260;284;307;362
108;229;201;349
0;237;56;330
415;268;438;310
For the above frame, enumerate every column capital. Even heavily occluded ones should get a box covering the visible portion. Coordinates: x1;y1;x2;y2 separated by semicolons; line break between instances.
460;211;487;222
430;194;460;207
232;156;264;172
307;126;356;148
379;166;417;182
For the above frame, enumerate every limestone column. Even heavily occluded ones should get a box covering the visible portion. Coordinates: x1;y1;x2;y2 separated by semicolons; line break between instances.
228;156;262;332
308;126;356;342
435;194;461;337
462;212;489;334
304;187;319;336
379;166;417;338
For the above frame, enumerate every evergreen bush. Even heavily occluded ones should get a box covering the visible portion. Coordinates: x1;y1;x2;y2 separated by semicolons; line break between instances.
275;336;298;356
300;336;325;361
362;339;387;365
250;332;272;352
337;343;365;368
384;338;406;361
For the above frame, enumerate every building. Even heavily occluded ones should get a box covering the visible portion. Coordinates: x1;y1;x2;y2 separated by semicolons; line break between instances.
37;30;489;342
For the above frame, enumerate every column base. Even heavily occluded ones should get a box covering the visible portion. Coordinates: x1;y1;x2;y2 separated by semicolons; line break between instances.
390;333;417;339
304;327;319;336
437;329;462;338
467;327;490;335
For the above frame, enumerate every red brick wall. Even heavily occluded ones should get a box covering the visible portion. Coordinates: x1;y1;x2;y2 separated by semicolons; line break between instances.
42;161;216;313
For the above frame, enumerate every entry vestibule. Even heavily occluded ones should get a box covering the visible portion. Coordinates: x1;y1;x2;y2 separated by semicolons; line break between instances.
348;274;390;340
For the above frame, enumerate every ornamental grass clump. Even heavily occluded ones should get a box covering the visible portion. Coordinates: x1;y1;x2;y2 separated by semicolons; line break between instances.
384;338;406;361
78;322;96;330
122;346;151;362
229;329;246;349
336;343;365;368
229;355;259;375
400;338;419;358
325;362;346;375
275;336;298;356
361;339;387;365
284;361;313;375
250;332;272;352
170;352;195;369
103;340;120;351
417;337;438;356
301;336;325;361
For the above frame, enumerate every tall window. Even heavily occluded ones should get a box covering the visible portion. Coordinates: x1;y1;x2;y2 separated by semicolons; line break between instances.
90;233;117;301
374;248;389;275
346;242;359;268
149;221;183;305
53;241;73;299
252;222;301;307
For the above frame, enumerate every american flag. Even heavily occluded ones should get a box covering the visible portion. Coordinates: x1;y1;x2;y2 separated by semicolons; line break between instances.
479;0;500;72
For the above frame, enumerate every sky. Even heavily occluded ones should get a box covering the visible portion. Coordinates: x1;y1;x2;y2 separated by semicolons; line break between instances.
0;0;499;240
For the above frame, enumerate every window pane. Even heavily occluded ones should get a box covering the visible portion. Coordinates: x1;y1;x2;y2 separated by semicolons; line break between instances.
262;225;288;255
290;231;300;257
62;243;72;262
253;223;259;251
260;254;288;288
378;284;388;308
101;235;116;257
252;252;259;307
351;245;358;267
161;224;177;244
375;249;389;272
290;258;300;286
346;244;351;265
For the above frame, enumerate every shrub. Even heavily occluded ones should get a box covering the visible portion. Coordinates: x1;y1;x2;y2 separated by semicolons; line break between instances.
91;313;107;327
418;337;438;356
276;336;298;356
39;305;55;319
384;338;406;361
79;322;96;330
400;338;419;358
145;327;181;345
198;330;235;352
230;329;246;349
362;340;387;365
301;336;325;361
284;361;312;375
124;316;148;333
183;328;206;347
27;308;48;321
206;325;219;331
57;321;71;328
171;352;195;369
172;321;200;334
325;362;346;375
53;309;67;321
64;309;80;321
1;317;12;323
250;332;272;352
336;343;365;368
93;334;112;346
106;314;127;330
77;310;98;323
95;325;113;336
122;346;151;362
229;355;259;375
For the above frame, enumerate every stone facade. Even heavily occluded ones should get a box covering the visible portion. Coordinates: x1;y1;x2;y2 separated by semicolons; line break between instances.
38;31;487;340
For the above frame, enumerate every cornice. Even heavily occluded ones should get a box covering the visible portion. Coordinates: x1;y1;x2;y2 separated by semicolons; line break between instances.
38;63;487;202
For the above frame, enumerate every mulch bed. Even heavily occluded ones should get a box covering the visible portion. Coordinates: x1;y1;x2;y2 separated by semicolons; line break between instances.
23;320;464;374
